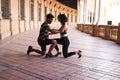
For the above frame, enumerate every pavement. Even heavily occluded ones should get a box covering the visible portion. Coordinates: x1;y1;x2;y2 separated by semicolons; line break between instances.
0;26;120;80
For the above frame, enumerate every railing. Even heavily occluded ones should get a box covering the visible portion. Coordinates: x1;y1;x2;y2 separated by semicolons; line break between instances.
77;24;120;44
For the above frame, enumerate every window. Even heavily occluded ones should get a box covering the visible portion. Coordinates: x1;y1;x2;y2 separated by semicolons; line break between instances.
90;12;92;23
20;0;24;20
38;4;41;21
87;11;90;22
93;13;95;22
1;0;9;19
30;0;34;20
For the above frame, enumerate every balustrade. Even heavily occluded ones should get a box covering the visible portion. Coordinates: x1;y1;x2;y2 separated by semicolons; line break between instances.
77;23;120;44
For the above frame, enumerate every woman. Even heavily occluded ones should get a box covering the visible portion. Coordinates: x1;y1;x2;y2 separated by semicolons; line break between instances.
54;14;82;58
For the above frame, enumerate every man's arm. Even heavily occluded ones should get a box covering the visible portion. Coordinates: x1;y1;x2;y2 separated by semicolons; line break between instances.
47;28;60;34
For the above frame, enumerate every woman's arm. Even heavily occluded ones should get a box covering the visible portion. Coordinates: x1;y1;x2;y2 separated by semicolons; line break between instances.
59;25;66;32
46;28;60;35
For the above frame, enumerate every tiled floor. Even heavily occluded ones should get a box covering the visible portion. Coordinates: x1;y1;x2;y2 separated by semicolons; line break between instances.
0;26;120;80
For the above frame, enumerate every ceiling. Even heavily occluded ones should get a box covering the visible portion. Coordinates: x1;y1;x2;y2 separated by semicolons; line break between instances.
56;0;77;9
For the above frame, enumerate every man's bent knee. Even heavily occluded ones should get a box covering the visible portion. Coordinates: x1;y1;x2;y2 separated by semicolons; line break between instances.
52;40;57;44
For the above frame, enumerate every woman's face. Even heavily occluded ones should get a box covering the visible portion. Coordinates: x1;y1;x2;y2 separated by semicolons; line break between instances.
58;17;61;22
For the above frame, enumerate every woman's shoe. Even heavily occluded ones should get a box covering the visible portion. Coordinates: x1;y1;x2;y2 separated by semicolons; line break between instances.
27;46;32;55
77;50;82;58
55;52;61;57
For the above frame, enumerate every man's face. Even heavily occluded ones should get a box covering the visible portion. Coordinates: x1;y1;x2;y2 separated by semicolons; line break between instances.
47;18;53;24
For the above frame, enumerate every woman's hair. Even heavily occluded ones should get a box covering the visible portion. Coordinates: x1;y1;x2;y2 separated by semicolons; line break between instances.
58;14;68;25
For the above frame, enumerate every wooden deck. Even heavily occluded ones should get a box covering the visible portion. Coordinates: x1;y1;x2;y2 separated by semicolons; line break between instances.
0;26;120;80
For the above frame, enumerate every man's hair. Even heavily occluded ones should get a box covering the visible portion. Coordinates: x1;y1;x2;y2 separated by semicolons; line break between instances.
46;13;54;19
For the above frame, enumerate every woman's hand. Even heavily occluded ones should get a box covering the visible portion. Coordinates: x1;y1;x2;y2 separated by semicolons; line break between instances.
51;29;60;34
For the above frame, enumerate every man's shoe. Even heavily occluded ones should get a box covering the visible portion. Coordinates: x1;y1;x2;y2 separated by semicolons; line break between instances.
45;53;54;58
27;46;32;55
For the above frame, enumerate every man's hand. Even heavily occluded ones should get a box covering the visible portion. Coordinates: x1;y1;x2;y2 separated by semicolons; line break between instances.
51;29;60;34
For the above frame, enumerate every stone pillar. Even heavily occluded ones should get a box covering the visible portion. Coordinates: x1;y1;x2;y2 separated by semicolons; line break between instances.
94;0;99;24
96;0;101;25
92;0;101;37
92;24;98;36
80;1;84;23
92;25;96;36
105;26;110;39
117;23;120;44
77;0;80;23
83;0;87;24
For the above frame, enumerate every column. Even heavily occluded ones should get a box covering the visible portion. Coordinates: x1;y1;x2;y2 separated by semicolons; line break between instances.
77;0;80;24
96;0;101;25
81;1;85;32
83;0;87;24
92;0;99;36
80;1;84;23
99;0;104;25
93;0;97;24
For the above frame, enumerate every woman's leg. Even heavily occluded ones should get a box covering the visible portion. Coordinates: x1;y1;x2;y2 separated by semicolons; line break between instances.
62;37;82;58
54;38;63;56
62;37;76;58
54;38;63;51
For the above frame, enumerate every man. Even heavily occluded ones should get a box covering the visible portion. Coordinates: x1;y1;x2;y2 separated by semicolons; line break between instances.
27;13;59;57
